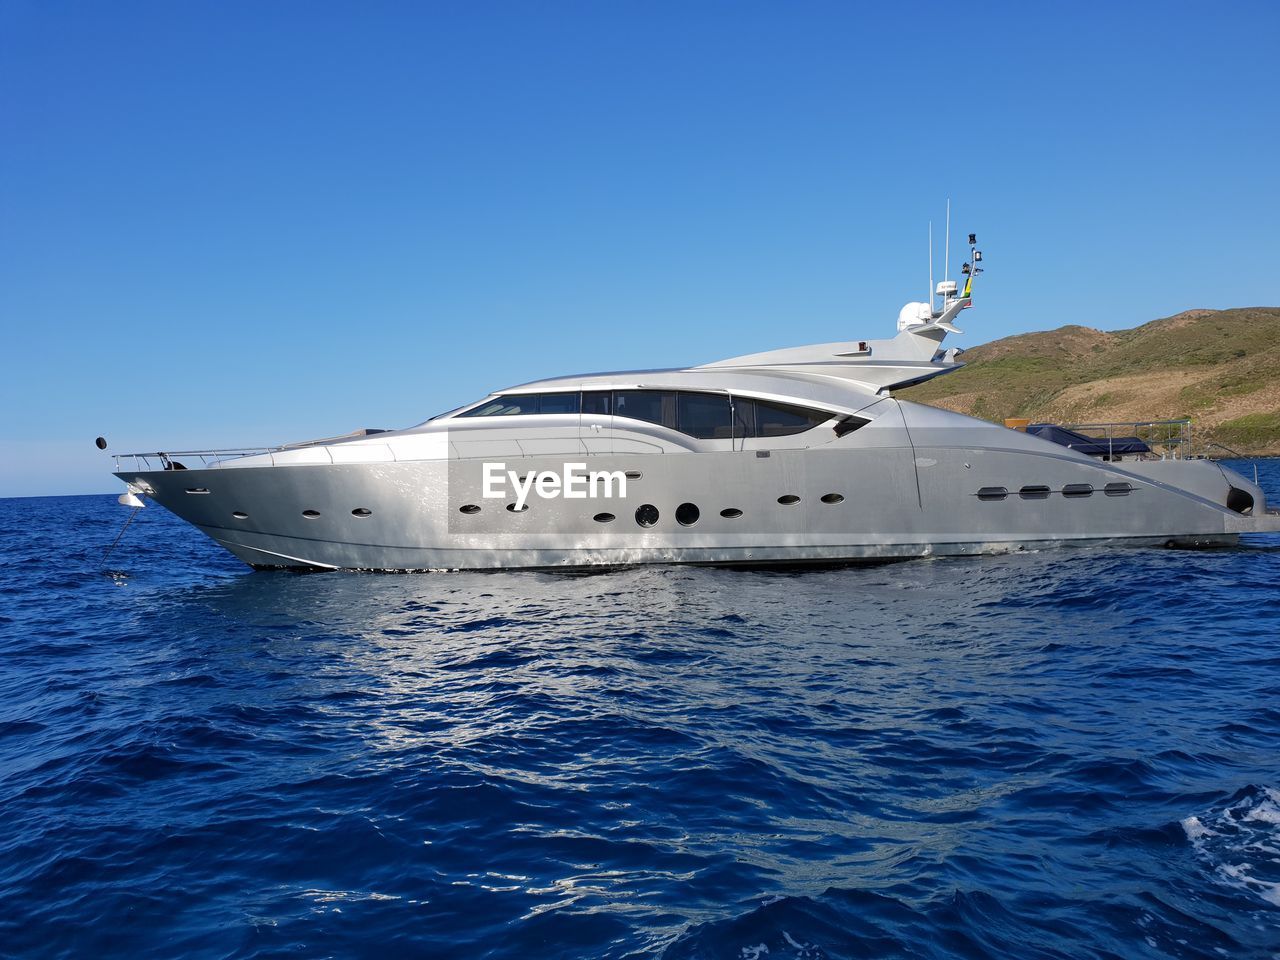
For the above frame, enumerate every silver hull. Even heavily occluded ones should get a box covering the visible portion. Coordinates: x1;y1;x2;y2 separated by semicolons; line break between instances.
116;440;1274;571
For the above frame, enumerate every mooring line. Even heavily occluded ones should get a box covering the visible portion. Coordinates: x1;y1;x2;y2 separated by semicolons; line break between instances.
101;507;141;567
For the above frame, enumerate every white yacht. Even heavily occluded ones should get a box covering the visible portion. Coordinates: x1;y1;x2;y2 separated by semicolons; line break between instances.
109;237;1279;570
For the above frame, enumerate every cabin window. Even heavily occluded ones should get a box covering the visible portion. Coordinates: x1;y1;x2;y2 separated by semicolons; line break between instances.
635;503;659;527
733;398;832;437
1019;485;1051;500
456;392;581;417
977;487;1008;501
615;390;677;428
582;390;612;415
720;508;743;519
538;392;580;414
677;392;732;439
457;394;539;417
757;400;830;436
467;385;836;439
1104;482;1133;497
1062;483;1093;498
820;493;845;504
777;495;801;505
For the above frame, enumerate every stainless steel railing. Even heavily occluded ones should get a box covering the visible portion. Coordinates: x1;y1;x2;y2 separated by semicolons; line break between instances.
112;448;279;471
1059;419;1193;460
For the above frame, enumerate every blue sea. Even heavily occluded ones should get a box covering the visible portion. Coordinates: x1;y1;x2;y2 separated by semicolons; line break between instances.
3;461;1280;959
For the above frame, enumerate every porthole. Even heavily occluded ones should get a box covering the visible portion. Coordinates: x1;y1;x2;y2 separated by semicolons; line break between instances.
1104;482;1133;497
1062;483;1093;499
635;503;659;527
184;487;210;495
675;502;700;526
506;503;529;513
624;470;643;481
820;493;844;505
351;507;373;517
593;512;615;523
1019;485;1050;500
777;495;801;505
232;511;248;520
976;487;1008;502
459;504;481;514
720;508;743;519
302;510;321;519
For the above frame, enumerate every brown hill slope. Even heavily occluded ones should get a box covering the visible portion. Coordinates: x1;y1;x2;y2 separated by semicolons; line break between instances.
899;307;1280;455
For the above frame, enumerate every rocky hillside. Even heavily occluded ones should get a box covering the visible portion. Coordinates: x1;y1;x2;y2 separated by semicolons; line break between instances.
899;307;1280;456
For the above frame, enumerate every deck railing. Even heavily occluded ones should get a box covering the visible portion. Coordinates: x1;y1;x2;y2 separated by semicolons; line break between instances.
112;448;279;472
1059;419;1193;460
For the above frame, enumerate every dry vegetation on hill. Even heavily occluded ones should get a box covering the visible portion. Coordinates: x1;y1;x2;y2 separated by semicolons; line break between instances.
899;307;1280;455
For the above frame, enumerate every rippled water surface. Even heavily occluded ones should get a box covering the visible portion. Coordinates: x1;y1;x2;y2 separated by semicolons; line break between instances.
3;462;1280;959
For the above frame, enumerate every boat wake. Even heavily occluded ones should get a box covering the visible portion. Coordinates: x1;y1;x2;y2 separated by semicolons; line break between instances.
1183;785;1280;909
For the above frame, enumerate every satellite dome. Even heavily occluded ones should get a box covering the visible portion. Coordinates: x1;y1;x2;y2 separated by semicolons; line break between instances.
897;302;931;331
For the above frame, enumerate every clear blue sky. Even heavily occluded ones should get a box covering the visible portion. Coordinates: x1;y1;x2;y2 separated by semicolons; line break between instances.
2;1;1277;496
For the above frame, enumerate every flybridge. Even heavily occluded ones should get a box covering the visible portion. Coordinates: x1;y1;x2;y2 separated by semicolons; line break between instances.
700;228;985;395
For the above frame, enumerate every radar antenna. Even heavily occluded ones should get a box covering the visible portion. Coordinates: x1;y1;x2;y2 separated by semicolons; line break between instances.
932;223;983;321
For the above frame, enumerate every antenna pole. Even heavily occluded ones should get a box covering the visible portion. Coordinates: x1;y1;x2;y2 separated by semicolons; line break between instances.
944;198;950;285
928;221;934;314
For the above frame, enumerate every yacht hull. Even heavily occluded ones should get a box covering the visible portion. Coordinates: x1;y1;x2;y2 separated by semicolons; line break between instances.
116;440;1268;571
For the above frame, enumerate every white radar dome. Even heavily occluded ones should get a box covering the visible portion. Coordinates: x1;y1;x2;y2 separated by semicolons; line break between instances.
897;302;932;331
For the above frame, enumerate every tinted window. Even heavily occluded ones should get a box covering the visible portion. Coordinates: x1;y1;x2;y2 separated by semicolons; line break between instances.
538;392;580;414
582;390;612;415
457;394;539;417
678;392;732;439
731;398;757;438
615;390;676;428
754;399;831;436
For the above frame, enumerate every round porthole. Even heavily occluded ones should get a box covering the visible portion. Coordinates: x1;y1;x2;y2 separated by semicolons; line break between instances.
506;503;529;513
232;511;248;520
302;510;321;519
352;507;372;517
820;493;844;505
675;502;700;526
635;503;659;527
459;504;481;514
593;512;615;523
777;495;801;505
720;508;743;519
